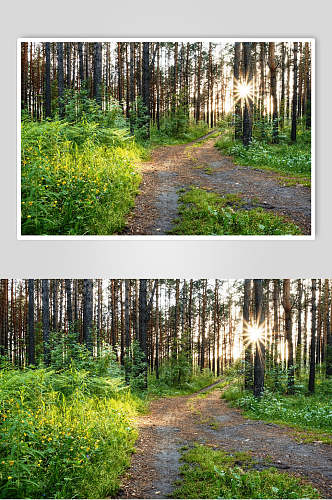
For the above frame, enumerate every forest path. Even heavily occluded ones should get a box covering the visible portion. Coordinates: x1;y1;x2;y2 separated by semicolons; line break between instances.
124;133;311;235
119;384;332;499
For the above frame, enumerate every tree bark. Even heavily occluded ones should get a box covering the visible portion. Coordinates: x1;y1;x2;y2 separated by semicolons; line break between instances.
282;279;294;392
57;43;64;118
309;279;316;392
242;42;253;146
234;42;242;139
253;279;265;397
291;42;298;142
42;279;50;365
83;279;93;353
27;279;35;365
243;279;253;389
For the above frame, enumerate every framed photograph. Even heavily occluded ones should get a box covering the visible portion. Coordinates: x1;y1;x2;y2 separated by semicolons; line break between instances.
17;38;315;240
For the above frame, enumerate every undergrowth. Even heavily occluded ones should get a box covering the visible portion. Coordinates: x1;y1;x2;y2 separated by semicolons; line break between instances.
0;336;217;498
215;125;311;182
170;187;301;236
21;120;143;235
0;366;141;499
149;115;209;146
222;369;332;442
171;444;319;499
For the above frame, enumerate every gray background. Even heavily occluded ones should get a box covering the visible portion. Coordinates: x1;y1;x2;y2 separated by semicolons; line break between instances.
1;0;329;278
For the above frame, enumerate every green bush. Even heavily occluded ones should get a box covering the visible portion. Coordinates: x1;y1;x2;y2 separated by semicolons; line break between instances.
150;119;209;145
0;367;139;499
233;390;332;432
21;120;143;235
215;125;311;178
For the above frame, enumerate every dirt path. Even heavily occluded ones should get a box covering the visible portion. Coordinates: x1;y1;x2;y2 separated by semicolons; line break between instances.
119;385;332;499
124;133;311;235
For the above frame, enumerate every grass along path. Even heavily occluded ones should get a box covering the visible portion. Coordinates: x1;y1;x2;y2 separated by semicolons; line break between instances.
124;133;311;235
119;384;331;498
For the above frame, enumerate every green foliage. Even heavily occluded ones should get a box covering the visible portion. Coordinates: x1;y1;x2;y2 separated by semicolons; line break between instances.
172;444;319;499
0;367;139;499
21;119;143;235
170;187;301;236
125;341;147;392
150;120;209;146
215;125;311;178
222;369;332;436
48;331;123;378
148;368;216;397
226;389;332;433
131;97;151;142
62;89;127;129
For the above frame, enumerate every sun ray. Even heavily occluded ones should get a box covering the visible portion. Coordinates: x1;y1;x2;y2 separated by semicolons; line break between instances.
233;78;254;106
243;319;264;350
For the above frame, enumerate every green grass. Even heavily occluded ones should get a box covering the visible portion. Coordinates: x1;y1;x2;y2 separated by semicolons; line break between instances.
171;444;319;499
0;367;141;499
215;128;311;182
222;376;332;444
149;121;210;146
0;359;220;499
170;187;301;236
147;368;217;398
21;120;144;235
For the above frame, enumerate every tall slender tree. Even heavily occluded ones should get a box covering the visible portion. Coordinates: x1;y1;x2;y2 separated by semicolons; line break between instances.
83;279;93;353
44;43;51;118
42;279;50;365
309;279;316;392
27;279;35;365
291;42;298;142
93;43;102;106
242;42;253;146
57;43;64;118
253;279;265;397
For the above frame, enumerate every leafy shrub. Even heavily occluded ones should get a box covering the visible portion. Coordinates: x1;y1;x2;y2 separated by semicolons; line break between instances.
125;341;148;392
224;388;332;432
151;119;209;145
62;89;127;130
0;367;139;499
21;120;143;235
215;127;311;178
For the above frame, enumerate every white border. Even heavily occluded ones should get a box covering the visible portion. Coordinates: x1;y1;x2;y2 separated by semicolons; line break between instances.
17;37;315;241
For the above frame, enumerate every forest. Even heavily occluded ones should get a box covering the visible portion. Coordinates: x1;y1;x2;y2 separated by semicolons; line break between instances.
20;40;312;236
0;278;331;498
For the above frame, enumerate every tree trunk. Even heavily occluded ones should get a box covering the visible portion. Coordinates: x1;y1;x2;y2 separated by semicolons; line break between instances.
309;279;316;392
234;42;242;139
93;42;102;106
83;279;93;353
44;43;51;118
27;279;35;365
268;42;278;143
253;279;265;397
242;42;253;146
139;279;148;389
291;42;298;142
142;42;150;139
42;279;50;365
243;279;253;389
282;279;294;392
57;43;64;118
296;279;302;374
65;279;72;330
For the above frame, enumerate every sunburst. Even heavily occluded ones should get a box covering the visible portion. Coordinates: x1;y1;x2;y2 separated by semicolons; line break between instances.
243;320;264;349
234;78;254;105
